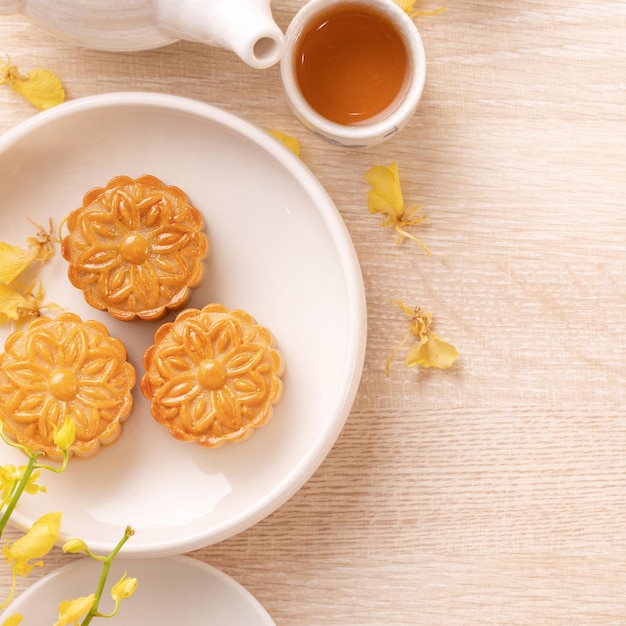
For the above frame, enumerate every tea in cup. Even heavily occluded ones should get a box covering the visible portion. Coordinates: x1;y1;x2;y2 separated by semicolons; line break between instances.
280;0;426;148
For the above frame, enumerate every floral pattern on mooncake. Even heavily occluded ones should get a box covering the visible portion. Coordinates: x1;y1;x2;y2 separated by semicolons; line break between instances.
0;312;136;459
141;303;285;448
61;175;209;321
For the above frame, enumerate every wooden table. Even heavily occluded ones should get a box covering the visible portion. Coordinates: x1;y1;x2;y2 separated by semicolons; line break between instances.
1;1;625;623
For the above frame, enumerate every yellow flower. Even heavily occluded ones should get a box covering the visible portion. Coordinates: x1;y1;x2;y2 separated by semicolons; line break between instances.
385;300;458;374
22;469;47;497
268;130;301;157
54;594;95;626
395;0;446;17
111;572;138;601
53;415;76;452
0;464;30;507
0;221;57;325
0;55;65;110
2;512;62;608
0;465;46;507
0;464;16;506
365;164;431;253
3;511;61;575
1;615;23;626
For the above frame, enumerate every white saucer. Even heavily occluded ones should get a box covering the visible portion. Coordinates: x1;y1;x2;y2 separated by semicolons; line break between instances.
1;555;275;624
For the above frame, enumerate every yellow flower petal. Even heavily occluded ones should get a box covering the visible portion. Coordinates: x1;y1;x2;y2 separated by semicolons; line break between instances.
405;333;458;369
0;283;40;323
366;164;430;251
0;225;56;321
394;0;446;17
54;594;95;626
25;218;57;264
365;164;404;217
386;301;458;373
1;56;65;110
0;243;38;284
268;130;301;157
1;614;23;626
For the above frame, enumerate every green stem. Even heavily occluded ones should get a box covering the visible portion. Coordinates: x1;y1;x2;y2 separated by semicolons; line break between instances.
0;452;39;538
80;526;134;626
0;452;42;609
0;565;17;610
36;447;70;474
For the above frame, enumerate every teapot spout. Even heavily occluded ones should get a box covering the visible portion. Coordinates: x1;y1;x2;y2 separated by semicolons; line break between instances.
155;0;284;69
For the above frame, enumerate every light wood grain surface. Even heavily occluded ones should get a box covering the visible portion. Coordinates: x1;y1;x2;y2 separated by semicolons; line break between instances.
1;1;625;624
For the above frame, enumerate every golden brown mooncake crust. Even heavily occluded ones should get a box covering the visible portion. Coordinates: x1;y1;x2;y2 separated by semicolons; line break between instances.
141;303;285;448
61;175;210;322
0;312;136;459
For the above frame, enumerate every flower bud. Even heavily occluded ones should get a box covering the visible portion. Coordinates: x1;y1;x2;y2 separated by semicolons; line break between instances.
53;416;76;451
62;538;88;554
111;573;138;601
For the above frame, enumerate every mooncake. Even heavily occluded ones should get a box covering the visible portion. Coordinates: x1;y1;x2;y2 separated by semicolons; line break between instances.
61;174;209;321
0;312;136;459
141;303;285;448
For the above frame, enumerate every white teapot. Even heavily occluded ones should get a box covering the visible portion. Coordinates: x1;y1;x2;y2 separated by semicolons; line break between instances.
0;0;285;69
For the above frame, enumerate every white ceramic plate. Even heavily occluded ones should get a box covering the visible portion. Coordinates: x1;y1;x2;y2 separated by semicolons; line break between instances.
1;555;275;624
0;92;366;556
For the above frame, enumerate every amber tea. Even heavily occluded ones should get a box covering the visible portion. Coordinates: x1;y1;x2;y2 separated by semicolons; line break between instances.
294;4;409;125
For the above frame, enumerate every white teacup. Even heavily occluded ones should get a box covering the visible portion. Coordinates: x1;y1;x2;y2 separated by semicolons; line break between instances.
280;0;426;148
